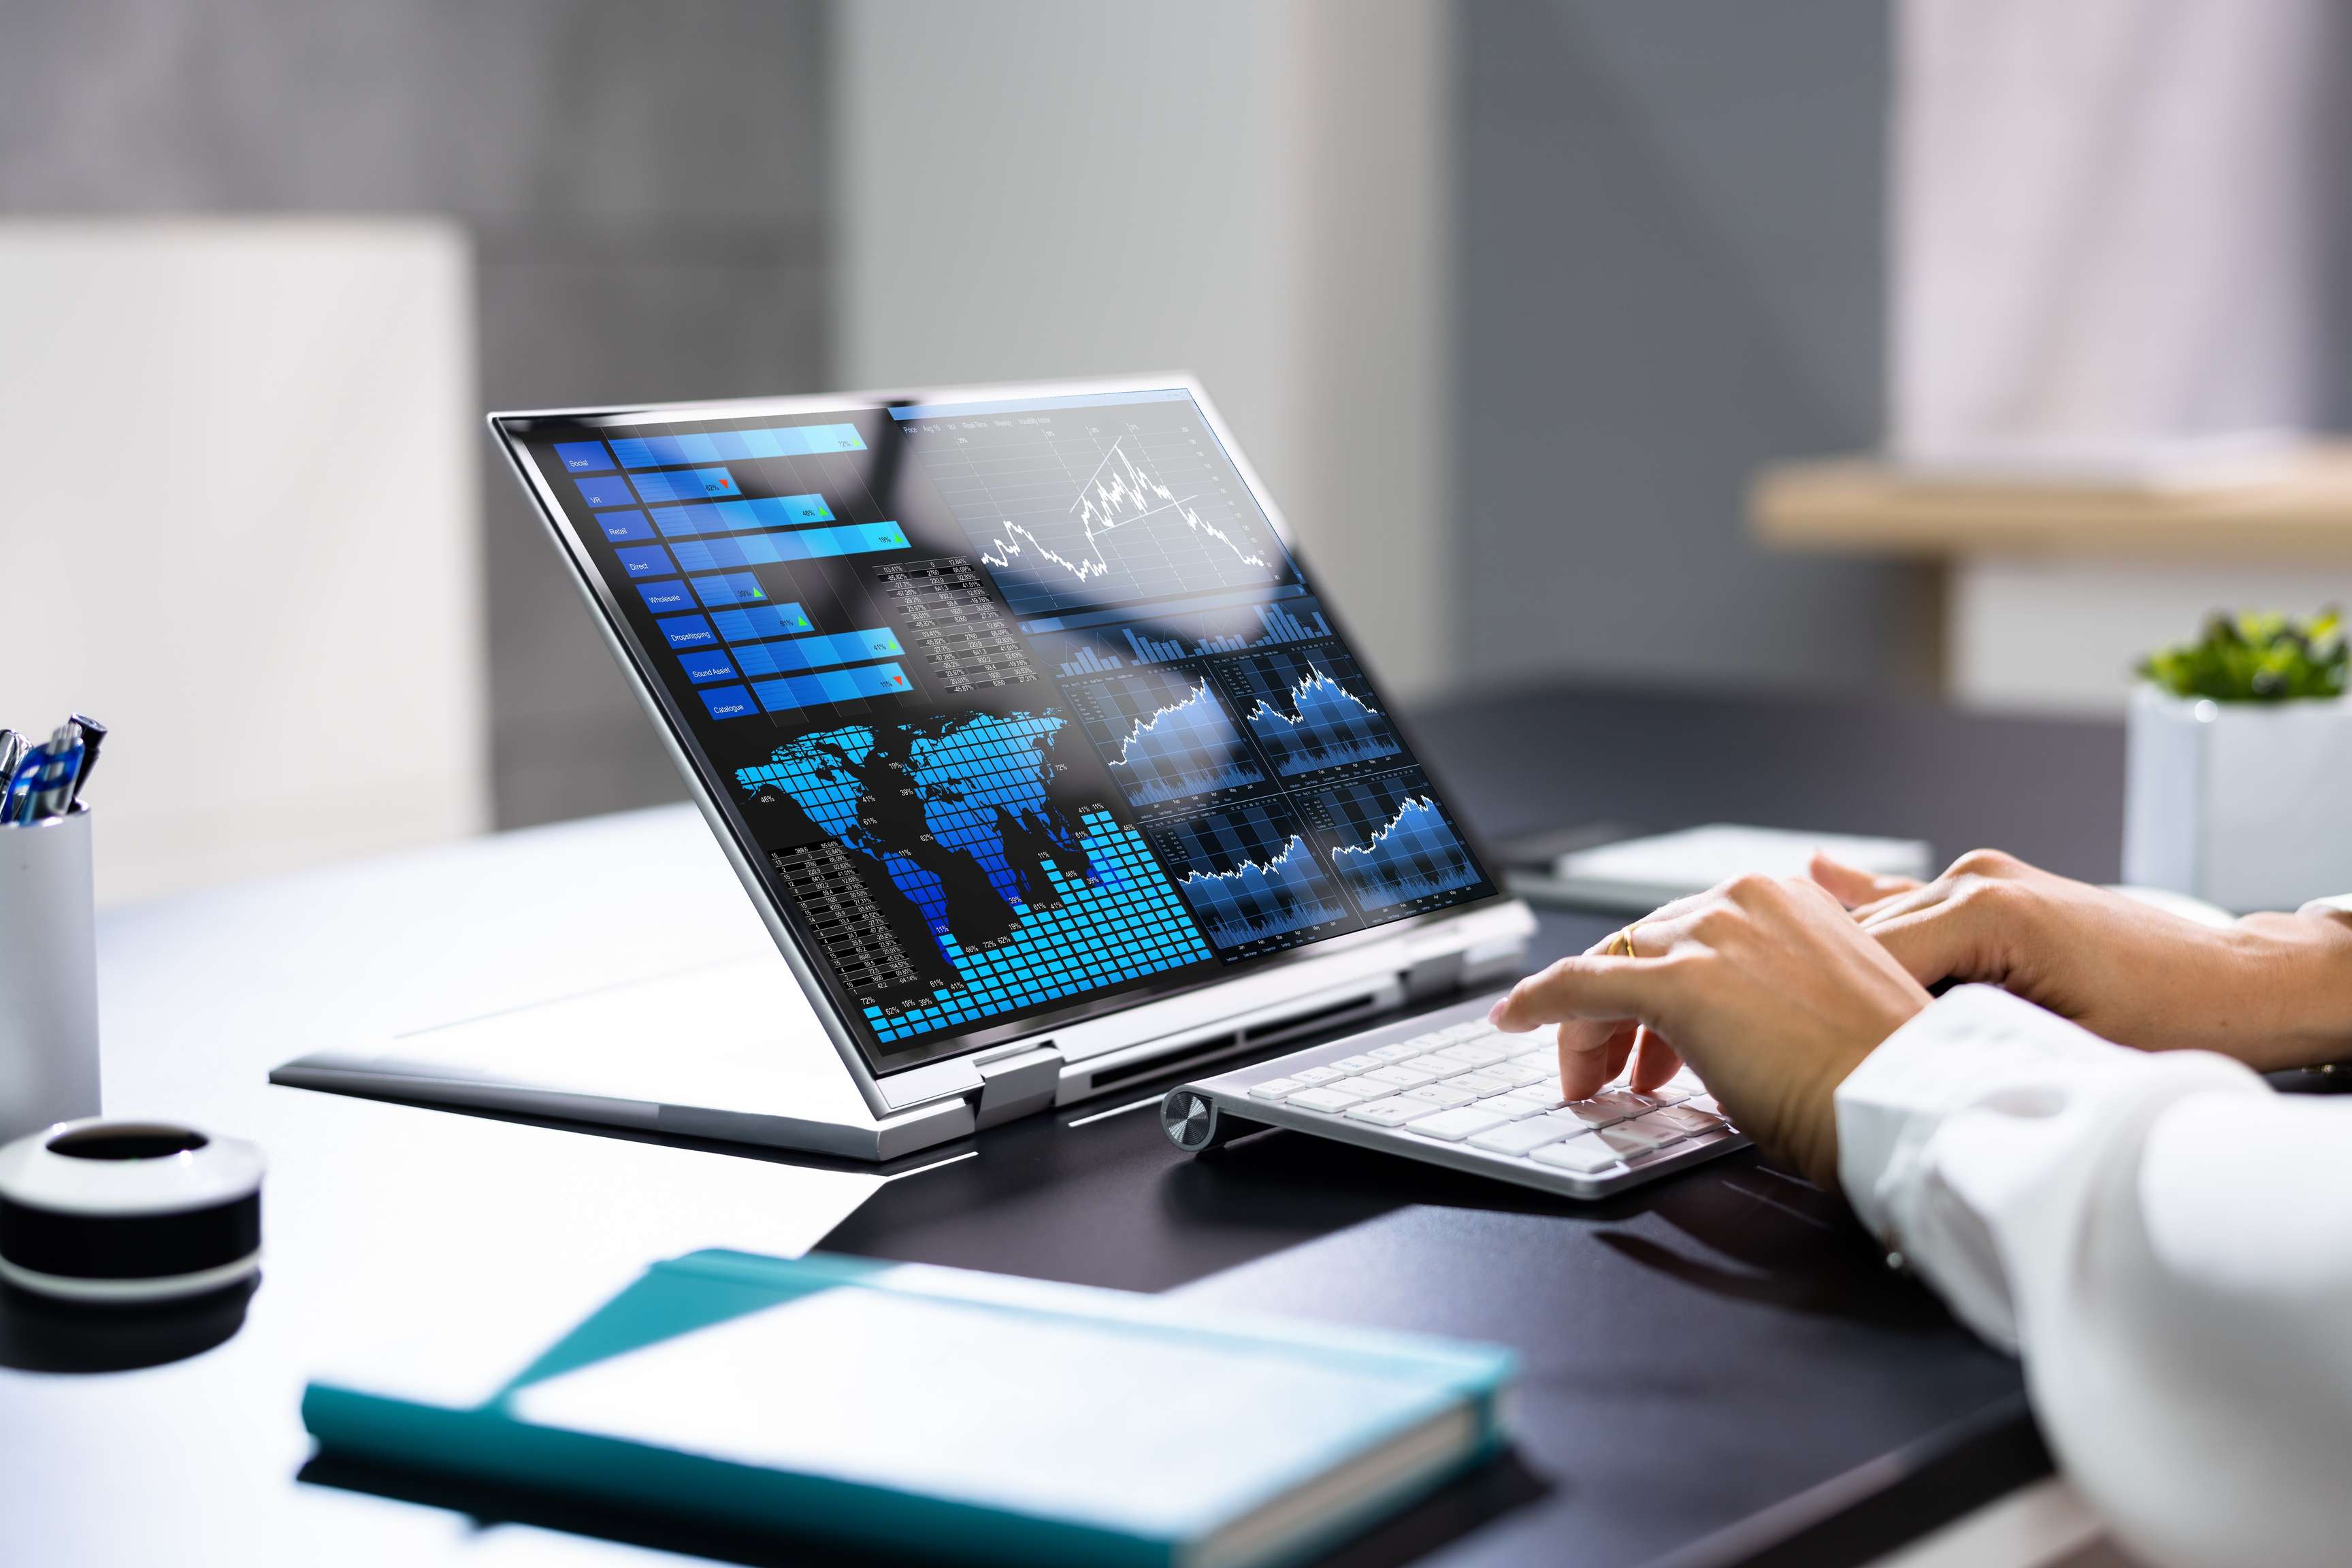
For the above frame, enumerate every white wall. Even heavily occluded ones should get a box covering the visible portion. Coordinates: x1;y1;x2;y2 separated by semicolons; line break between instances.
832;0;1454;698
0;220;487;903
1951;559;2352;714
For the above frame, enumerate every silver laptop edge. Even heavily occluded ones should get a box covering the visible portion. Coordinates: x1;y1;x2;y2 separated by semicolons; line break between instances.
275;374;1533;1159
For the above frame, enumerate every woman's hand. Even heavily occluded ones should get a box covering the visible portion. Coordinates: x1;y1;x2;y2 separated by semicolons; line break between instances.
1488;875;1931;1188
1812;849;2352;1072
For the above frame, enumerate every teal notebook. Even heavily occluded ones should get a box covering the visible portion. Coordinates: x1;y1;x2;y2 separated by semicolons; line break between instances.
301;1249;1517;1568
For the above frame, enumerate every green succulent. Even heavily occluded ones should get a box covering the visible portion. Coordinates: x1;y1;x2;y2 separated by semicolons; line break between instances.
2138;609;2347;703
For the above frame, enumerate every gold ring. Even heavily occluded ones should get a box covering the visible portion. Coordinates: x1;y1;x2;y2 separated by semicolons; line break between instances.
1609;926;1639;958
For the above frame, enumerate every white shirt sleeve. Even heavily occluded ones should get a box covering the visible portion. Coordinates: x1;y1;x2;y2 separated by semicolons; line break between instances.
1835;985;2352;1568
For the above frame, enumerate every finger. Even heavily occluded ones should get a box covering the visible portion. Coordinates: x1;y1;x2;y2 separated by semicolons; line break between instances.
1488;954;1667;1032
1810;851;1921;910
1561;1021;1634;1101
1628;1025;1684;1092
1863;902;2004;988
1850;876;1961;929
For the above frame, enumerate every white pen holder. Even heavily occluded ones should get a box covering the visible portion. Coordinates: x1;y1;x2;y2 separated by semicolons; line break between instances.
0;806;101;1143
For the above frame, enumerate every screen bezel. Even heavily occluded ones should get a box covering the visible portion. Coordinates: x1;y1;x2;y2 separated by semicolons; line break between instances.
489;374;1518;1113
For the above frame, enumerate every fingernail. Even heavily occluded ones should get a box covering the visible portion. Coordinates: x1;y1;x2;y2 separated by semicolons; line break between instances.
1486;998;1507;1024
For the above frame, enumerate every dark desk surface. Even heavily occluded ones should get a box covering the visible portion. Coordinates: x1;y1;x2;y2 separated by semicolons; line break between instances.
821;685;2127;1567
3;683;2127;1568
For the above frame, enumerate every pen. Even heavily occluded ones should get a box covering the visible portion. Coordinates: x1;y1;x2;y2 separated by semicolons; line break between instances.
29;723;84;821
67;713;106;807
0;730;22;788
3;745;43;825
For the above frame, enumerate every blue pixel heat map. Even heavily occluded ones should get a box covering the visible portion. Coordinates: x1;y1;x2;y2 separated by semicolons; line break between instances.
738;713;1210;1042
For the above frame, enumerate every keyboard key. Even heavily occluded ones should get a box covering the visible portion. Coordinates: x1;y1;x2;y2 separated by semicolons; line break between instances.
1482;1061;1551;1089
1400;1082;1480;1109
1370;1042;1429;1062
1442;1021;1496;1041
1469;1118;1571;1156
1533;1134;1622;1174
1478;1093;1552;1120
1501;1087;1569;1113
1362;1062;1441;1090
1427;1042;1509;1068
1345;1096;1424;1127
1329;1076;1400;1100
1288;1083;1377;1113
1688;1094;1726;1119
1446;1070;1518;1097
1405;1105;1509;1142
1293;1066;1344;1086
1247;1077;1305;1099
1549;1100;1630;1130
1651;1104;1726;1134
1332;1054;1382;1073
1599;1113;1686;1155
1589;1089;1653;1116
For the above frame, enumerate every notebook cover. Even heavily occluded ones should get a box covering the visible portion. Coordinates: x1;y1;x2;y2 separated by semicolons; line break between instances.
301;1249;1516;1568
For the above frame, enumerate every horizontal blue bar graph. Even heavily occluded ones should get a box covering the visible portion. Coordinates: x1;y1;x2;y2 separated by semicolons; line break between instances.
556;440;614;473
671;523;907;572
690;572;768;608
657;615;719;649
615;544;676;578
631;466;740;504
596;509;655;543
677;649;738;684
731;629;904;679
574;473;636;509
608;423;866;468
648;494;834;538
708;603;815;642
636;580;696;614
752;662;911;713
700;685;758;720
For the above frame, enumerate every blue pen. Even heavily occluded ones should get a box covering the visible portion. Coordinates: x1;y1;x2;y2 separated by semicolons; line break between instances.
3;746;46;825
29;724;84;821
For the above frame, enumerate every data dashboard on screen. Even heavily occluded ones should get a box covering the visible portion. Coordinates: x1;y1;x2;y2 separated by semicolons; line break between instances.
516;388;1499;1074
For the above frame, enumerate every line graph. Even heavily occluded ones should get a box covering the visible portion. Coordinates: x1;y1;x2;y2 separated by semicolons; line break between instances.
1224;644;1403;776
912;405;1294;616
1066;668;1267;808
1311;776;1486;911
1150;800;1355;953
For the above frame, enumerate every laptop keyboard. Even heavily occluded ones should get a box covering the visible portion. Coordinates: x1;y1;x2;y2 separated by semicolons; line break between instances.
1185;1013;1742;1194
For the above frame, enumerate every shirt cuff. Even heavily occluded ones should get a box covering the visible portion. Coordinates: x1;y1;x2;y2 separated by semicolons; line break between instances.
1835;984;2263;1348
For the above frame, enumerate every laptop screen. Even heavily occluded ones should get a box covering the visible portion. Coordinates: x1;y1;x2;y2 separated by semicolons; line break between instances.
502;386;1502;1075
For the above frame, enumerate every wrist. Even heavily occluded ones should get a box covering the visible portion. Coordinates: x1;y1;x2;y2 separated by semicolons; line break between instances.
2223;911;2352;1069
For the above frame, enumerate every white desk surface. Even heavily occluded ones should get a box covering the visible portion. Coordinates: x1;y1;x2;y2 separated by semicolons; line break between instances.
3;805;883;1565
3;804;2101;1566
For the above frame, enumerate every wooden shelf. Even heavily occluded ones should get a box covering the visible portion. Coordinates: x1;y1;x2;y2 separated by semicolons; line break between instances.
1751;444;2352;560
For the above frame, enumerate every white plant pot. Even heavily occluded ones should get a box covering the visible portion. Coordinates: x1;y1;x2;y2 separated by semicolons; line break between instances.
2122;685;2352;913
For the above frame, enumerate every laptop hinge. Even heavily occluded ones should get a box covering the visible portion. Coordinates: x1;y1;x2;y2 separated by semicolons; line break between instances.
1401;948;1467;1005
972;1043;1064;1129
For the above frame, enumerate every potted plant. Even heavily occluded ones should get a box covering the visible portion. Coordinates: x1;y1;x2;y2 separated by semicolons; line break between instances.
2123;610;2352;912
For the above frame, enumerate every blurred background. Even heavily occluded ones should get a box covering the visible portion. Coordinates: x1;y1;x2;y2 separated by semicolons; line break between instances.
6;0;2351;905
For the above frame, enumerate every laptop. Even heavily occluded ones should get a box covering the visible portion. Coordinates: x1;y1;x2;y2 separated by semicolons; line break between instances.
274;376;1746;1195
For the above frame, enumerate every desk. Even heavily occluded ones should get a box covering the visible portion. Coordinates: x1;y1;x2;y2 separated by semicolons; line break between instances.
0;685;2126;1567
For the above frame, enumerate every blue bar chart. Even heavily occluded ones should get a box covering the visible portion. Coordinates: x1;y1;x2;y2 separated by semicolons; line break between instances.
631;466;742;504
649;494;836;537
609;423;867;468
731;629;904;679
670;523;906;572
